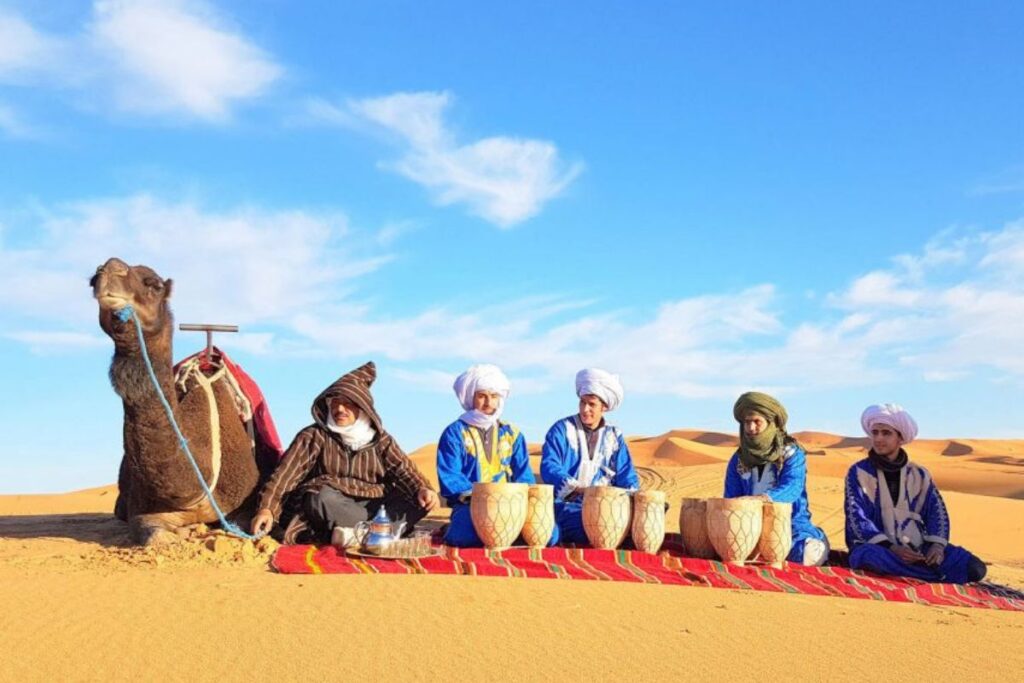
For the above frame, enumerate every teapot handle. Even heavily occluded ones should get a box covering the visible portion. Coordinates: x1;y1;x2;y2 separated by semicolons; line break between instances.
353;521;369;545
395;521;407;538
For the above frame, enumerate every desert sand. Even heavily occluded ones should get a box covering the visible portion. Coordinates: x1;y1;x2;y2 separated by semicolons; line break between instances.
2;431;1024;681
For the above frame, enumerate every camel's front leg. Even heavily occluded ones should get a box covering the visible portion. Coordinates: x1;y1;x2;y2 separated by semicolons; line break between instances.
129;511;203;546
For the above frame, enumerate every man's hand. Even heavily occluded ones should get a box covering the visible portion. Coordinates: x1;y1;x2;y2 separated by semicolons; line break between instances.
891;545;926;564
418;488;440;512
924;542;945;567
251;508;274;535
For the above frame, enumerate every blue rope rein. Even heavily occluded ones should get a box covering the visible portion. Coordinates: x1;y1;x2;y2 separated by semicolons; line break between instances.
115;305;262;541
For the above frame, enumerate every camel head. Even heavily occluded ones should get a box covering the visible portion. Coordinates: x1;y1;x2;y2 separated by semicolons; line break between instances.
91;257;174;351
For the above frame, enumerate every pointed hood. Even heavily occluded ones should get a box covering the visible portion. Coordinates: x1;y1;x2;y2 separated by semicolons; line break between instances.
311;362;383;433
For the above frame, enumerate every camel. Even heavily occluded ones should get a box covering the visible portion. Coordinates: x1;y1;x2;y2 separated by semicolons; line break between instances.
91;257;261;545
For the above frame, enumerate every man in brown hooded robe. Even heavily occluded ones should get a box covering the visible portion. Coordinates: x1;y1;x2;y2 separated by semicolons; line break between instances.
251;362;438;544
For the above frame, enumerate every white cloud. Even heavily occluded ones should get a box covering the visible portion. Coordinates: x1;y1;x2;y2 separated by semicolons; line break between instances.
0;194;389;331
88;0;281;120
0;102;44;139
3;330;107;353
311;91;583;227
0;2;281;122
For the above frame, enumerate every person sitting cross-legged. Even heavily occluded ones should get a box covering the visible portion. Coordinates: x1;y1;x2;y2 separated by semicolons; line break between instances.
845;403;986;584
724;391;830;566
435;364;554;547
540;368;639;546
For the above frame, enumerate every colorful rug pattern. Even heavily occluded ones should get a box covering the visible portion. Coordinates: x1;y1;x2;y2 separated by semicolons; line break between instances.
271;535;1024;613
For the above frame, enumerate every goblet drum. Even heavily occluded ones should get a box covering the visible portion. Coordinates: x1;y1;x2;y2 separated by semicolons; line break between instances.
631;490;667;554
522;484;555;547
678;497;716;559
582;486;632;549
470;482;528;550
757;500;793;569
705;496;764;566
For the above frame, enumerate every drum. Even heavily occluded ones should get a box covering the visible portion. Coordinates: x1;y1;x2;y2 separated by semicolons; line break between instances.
705;496;763;566
631;490;666;554
757;500;793;569
678;497;716;559
470;482;528;550
522;484;555;547
582;486;632;549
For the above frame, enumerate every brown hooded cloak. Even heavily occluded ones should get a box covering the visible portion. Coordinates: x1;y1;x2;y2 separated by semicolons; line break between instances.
257;362;432;544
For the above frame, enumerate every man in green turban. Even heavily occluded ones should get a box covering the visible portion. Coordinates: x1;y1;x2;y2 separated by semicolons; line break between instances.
723;392;830;566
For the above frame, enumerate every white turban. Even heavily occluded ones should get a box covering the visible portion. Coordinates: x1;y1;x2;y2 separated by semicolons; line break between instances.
453;364;510;429
575;368;624;412
861;403;919;445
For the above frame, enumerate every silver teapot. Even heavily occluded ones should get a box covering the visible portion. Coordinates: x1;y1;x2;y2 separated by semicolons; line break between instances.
354;505;407;555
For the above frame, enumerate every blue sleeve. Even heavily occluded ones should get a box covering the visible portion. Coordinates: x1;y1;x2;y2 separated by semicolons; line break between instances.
724;453;745;498
764;448;808;504
923;480;951;545
436;424;474;505
540;422;573;497
612;434;639;489
844;465;887;548
510;432;536;484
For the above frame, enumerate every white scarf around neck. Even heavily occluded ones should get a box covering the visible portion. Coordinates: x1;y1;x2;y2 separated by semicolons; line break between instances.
459;403;503;430
327;412;377;450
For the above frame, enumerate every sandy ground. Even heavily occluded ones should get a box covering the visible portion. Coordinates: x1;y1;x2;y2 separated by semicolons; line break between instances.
2;431;1024;681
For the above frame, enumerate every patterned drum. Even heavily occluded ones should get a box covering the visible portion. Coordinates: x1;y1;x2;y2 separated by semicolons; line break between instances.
631;490;666;554
679;497;716;559
522;484;555;547
705;496;763;566
757;500;793;569
470;482;529;550
582;486;632;549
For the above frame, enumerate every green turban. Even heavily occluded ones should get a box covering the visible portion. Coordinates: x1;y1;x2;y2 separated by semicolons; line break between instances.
733;391;789;469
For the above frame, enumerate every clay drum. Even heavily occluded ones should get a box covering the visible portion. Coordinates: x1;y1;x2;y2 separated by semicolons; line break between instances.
582;486;632;549
522;484;555;547
631;490;667;554
705;496;763;566
757;500;793;569
679;497;716;559
470;482;528;550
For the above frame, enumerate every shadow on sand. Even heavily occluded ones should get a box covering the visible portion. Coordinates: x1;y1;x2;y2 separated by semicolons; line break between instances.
0;513;132;547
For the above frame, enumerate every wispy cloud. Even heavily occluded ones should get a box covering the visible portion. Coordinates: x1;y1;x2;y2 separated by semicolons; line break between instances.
5;196;1024;400
0;101;46;139
2;330;107;353
308;91;584;227
0;1;281;123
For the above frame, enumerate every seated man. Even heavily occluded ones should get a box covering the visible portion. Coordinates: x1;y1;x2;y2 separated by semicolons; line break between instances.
724;392;829;566
845;403;986;583
436;364;551;547
541;368;639;545
251;362;438;545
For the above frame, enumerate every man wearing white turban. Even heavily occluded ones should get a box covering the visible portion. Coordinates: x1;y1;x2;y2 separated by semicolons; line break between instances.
844;404;986;583
541;368;639;545
436;364;550;547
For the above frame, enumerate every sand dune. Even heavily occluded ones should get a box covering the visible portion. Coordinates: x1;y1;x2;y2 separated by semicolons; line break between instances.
3;429;1023;681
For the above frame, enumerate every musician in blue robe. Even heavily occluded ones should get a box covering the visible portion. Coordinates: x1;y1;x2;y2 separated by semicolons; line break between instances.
723;391;830;566
845;403;986;584
437;364;555;547
541;368;639;545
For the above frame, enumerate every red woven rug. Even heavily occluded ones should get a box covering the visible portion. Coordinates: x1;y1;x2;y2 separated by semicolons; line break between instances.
271;535;1024;612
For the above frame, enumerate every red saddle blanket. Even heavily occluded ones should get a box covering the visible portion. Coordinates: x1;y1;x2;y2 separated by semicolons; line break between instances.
271;535;1024;613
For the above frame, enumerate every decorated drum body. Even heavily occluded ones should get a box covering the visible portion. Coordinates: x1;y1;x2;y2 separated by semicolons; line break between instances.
631;490;667;554
582;486;632;549
522;484;555;547
470;482;529;550
705;496;763;566
757;500;793;569
679;497;716;559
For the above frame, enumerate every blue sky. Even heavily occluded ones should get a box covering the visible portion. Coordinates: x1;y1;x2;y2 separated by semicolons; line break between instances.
2;1;1024;493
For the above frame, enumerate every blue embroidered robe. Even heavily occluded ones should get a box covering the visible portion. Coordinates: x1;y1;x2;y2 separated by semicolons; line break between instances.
540;415;639;545
724;445;827;563
436;419;546;547
844;457;977;583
